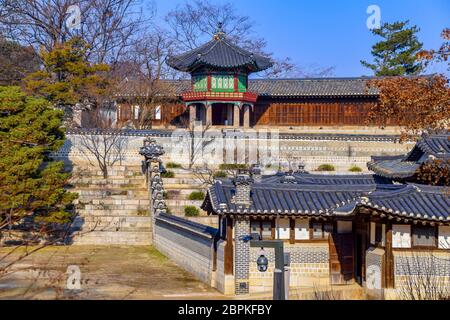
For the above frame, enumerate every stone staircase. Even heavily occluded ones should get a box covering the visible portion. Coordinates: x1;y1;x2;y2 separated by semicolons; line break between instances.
70;165;152;245
163;168;218;228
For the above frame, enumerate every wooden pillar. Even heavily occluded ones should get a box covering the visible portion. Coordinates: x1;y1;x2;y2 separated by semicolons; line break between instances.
206;103;212;126
384;222;394;288
233;103;240;127
289;218;295;244
224;216;234;275
188;104;196;128
243;104;251;128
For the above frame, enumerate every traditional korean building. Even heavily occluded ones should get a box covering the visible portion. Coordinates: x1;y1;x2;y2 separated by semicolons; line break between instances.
115;25;381;129
200;133;450;296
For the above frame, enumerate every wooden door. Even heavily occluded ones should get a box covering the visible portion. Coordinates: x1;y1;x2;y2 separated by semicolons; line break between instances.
329;233;355;285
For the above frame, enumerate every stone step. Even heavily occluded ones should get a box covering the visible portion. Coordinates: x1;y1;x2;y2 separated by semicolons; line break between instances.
164;189;208;201
78;203;149;211
72;174;145;181
167;206;208;215
77;199;150;206
73;181;146;188
76;209;149;216
71;219;151;232
163;178;206;185
74;190;148;197
71;231;152;245
164;183;205;190
165;199;203;207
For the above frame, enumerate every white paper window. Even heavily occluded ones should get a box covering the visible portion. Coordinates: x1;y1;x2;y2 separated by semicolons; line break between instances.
438;226;450;249
337;221;352;234
277;218;290;240
155;105;161;120
134;105;140;120
392;224;411;248
295;219;309;240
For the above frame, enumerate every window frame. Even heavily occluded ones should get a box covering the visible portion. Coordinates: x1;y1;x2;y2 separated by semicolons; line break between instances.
412;225;437;248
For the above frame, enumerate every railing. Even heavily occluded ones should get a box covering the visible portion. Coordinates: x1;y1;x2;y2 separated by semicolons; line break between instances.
182;91;258;102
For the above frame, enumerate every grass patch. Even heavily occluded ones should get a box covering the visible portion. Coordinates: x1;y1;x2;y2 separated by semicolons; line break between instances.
165;162;182;169
188;191;205;201
184;206;200;217
349;165;363;172
317;164;335;172
148;246;169;263
161;170;175;178
213;171;227;178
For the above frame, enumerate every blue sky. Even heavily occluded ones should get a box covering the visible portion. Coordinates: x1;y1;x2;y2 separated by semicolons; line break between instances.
151;0;449;77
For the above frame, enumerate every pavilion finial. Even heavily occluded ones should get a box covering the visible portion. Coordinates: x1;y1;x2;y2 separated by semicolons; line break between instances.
213;22;225;40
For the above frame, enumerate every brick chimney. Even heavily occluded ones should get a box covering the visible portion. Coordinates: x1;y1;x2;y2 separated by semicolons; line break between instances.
250;164;262;182
233;174;253;207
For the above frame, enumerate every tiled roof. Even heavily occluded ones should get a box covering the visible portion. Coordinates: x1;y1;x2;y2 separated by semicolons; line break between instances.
260;173;391;185
360;184;450;222
204;176;450;222
207;180;373;216
155;213;217;239
415;134;450;158
367;133;450;179
248;78;378;97
116;78;380;98
167;36;273;73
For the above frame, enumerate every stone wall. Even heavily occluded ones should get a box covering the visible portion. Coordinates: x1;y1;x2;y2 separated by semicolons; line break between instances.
153;214;217;285
54;133;414;172
249;243;329;294
234;217;251;295
390;251;450;299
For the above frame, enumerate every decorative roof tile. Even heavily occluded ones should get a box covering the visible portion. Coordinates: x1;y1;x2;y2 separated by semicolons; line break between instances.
203;175;450;222
116;78;380;98
368;133;450;179
167;34;273;73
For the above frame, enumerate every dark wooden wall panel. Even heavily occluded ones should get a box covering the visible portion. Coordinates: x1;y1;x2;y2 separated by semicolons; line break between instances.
252;97;377;126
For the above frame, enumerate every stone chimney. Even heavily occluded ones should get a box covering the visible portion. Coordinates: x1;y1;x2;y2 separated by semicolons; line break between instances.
233;174;253;207
250;164;262;182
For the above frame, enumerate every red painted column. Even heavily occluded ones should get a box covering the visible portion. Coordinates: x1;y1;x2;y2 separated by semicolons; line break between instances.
207;74;212;91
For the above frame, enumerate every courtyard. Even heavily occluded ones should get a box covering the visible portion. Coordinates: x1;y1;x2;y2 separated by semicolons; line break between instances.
0;246;224;300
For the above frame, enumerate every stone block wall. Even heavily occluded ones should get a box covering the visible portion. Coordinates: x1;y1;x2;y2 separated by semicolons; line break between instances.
55;133;414;172
249;243;329;294
390;251;450;299
234;217;250;295
153;216;216;284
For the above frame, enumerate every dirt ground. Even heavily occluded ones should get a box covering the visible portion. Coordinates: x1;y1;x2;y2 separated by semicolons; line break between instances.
0;245;226;300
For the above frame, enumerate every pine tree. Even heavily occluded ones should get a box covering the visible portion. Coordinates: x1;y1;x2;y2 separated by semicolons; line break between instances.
361;21;424;76
0;86;77;241
24;37;110;107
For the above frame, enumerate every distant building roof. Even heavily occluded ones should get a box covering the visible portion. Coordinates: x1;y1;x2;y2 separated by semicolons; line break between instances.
249;78;378;97
260;172;390;185
368;133;450;179
203;174;450;223
116;77;379;98
167;27;273;73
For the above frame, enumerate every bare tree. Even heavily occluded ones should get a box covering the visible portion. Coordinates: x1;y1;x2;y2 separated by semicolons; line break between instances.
0;0;152;65
165;0;334;78
396;252;450;300
77;112;128;179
